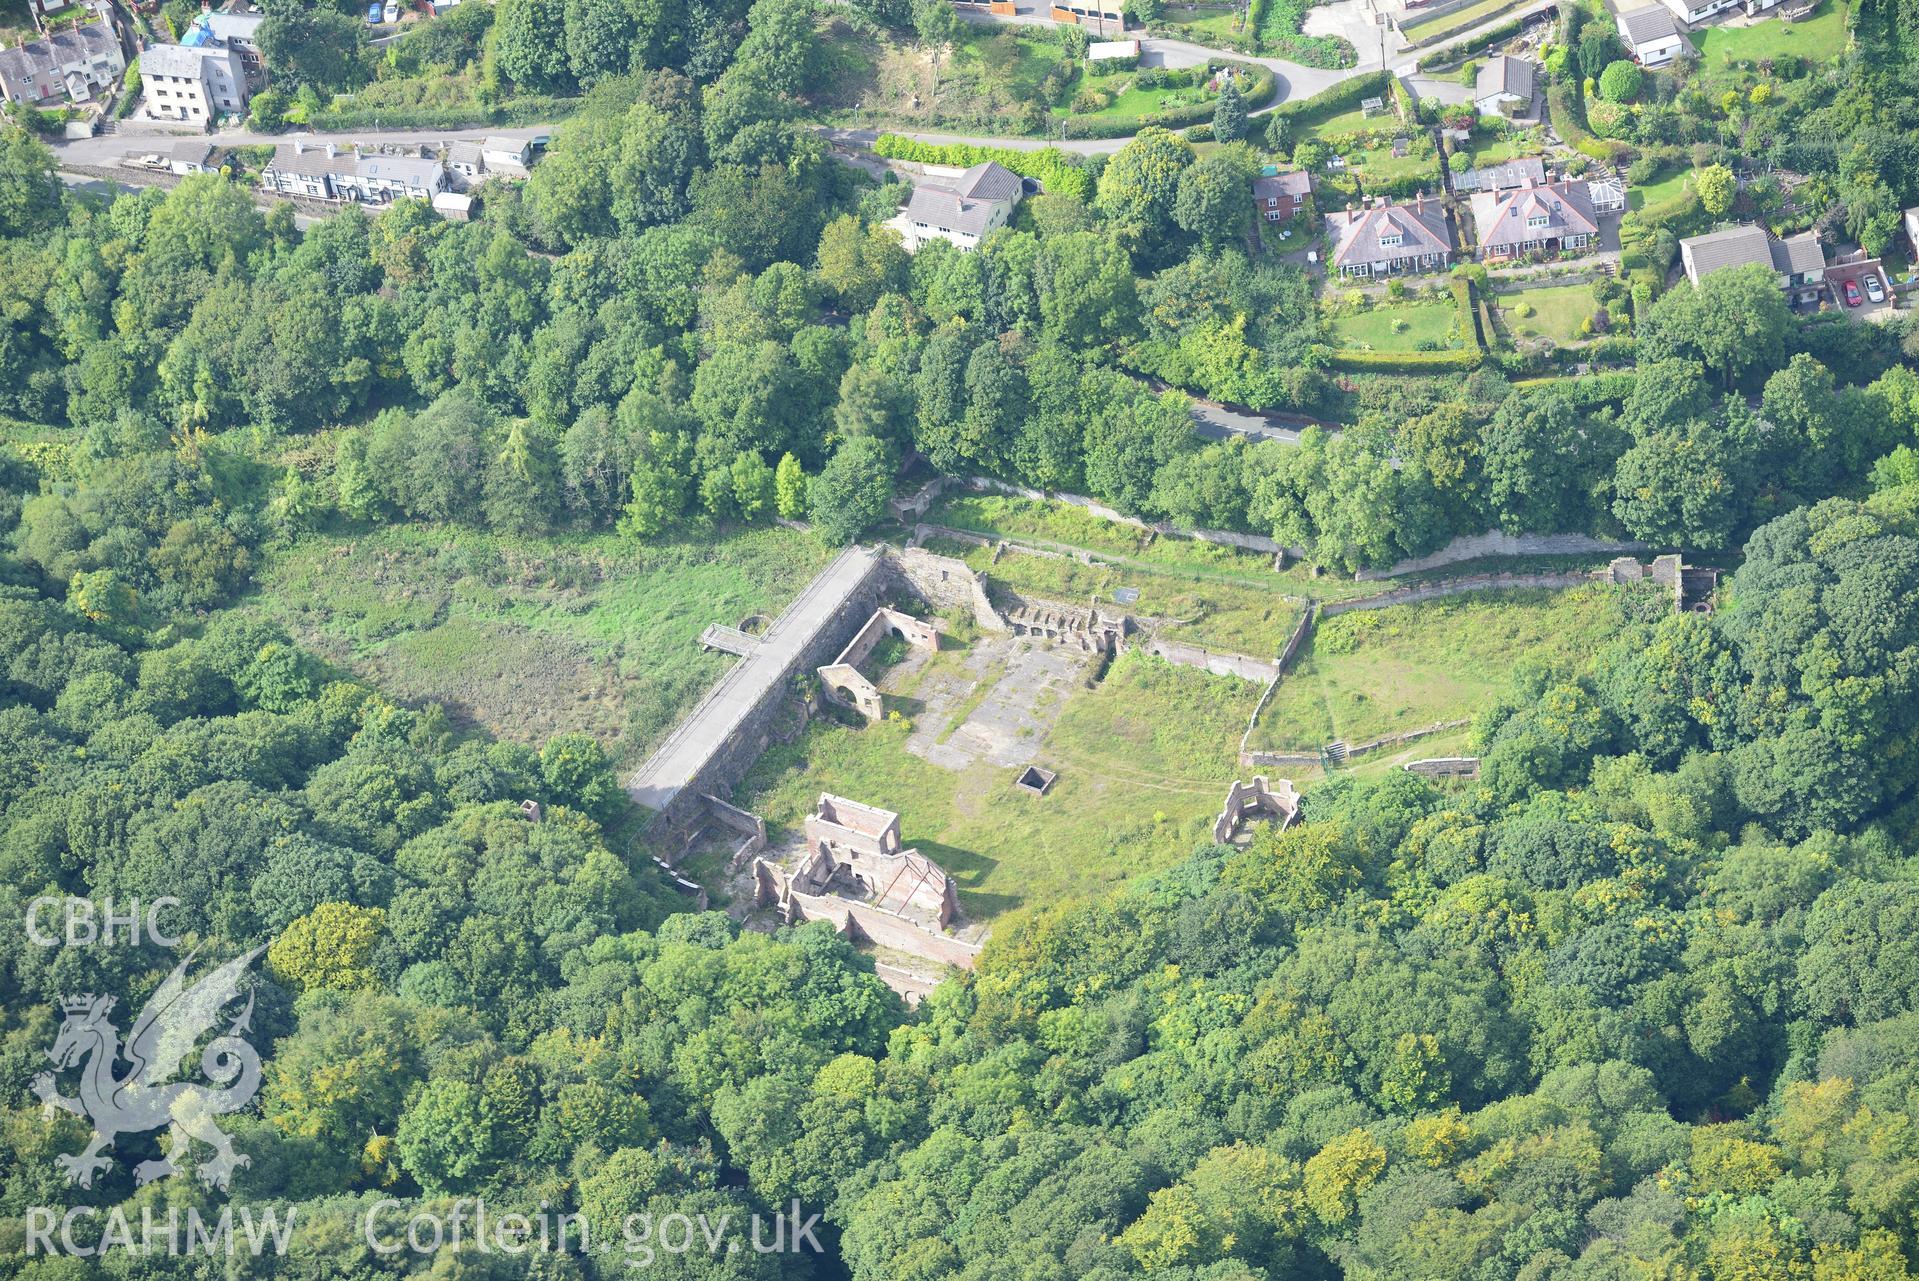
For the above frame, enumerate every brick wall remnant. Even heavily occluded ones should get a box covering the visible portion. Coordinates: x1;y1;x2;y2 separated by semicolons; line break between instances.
1213;776;1301;844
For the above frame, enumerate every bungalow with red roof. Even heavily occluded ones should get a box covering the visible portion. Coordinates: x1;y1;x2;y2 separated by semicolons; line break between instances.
1470;179;1601;261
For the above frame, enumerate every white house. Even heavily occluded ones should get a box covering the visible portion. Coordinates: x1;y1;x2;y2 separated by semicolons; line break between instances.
1473;55;1535;116
886;161;1024;253
1618;5;1686;65
139;41;248;122
1659;0;1739;23
260;139;447;204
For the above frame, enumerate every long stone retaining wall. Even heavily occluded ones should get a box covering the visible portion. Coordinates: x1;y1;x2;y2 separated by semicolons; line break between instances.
1319;571;1593;616
1356;532;1647;580
628;547;888;828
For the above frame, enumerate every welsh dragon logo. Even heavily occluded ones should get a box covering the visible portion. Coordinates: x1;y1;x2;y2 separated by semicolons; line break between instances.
32;948;266;1191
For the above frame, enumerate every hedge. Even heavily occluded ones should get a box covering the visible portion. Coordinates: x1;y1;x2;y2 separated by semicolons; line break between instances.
305;95;581;132
1326;347;1483;372
1055;61;1276;138
1545;82;1621;164
1512;369;1636;405
871;135;1095;202
1271;70;1391;126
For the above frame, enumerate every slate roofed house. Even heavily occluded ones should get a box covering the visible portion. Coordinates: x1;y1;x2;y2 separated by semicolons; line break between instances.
1618;5;1685;66
1678;223;1827;303
140;40;248;122
1472;179;1601;261
481;136;532;172
1252;168;1314;226
181;11;267;89
887;161;1024;253
446;139;485;185
1452;156;1546;194
0;5;125;108
1473;55;1535;116
1326;194;1454;278
169;139;215;174
260;140;343;199
1659;0;1738;27
347;152;445;203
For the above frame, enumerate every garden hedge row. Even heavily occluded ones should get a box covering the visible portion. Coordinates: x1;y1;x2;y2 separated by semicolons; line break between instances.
305;95;581;132
1413;15;1526;71
1326;347;1483;372
1270;70;1392;126
871;135;1096;202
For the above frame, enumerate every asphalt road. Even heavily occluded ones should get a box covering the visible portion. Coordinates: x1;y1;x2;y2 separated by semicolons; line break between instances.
52;122;550;169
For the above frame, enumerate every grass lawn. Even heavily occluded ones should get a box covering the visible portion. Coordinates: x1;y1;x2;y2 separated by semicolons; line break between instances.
740;649;1260;920
1626;166;1693;212
242;523;833;767
1494;282;1601;344
1693;1;1849;65
1305;105;1384;140
1326;301;1460;351
1462;132;1547;167
1069;76;1219;120
1252;586;1629;748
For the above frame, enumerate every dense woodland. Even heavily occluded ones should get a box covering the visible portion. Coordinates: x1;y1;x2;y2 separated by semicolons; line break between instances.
5;0;1919;1275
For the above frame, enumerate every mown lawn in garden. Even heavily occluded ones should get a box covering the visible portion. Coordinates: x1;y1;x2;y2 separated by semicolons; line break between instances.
1326;300;1460;350
1495;282;1602;343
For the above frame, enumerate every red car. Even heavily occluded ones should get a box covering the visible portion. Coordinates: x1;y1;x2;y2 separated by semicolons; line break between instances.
1844;279;1863;307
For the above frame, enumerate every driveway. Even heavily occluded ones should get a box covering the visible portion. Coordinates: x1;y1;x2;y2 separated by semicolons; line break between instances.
1305;0;1406;68
1824;260;1897;322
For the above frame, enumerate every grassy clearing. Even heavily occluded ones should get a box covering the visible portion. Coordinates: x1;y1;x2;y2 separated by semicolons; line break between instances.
1254;586;1628;747
741;650;1260;918
1495;282;1602;344
242;523;833;765
1693;0;1849;65
1326;301;1460;351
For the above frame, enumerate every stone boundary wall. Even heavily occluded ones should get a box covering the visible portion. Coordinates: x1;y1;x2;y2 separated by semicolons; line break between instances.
702;794;767;847
1138;636;1278;684
1345;719;1472;759
1238;603;1317;764
1319;571;1592;616
1356;532;1647;580
1405;756;1480;778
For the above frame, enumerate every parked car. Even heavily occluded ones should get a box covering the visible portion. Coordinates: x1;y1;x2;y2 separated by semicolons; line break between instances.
366;2;383;21
1844;279;1862;307
383;1;399;20
1865;273;1886;304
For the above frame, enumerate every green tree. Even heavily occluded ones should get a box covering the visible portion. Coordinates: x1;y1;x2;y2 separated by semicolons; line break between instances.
255;7;366;94
1639;263;1789;387
1174;150;1256;249
775;452;808;518
493;0;574;93
1696;163;1737;217
1598;59;1643;102
809;437;892;544
1095;127;1196;254
1212;75;1249;142
267;902;387;992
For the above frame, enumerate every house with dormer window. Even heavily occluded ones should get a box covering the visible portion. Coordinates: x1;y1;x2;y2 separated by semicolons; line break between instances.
1326;194;1453;278
1471;179;1601;261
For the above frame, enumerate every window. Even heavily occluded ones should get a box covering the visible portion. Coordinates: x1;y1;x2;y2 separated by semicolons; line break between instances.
1526;214;1549;229
1379;232;1402;249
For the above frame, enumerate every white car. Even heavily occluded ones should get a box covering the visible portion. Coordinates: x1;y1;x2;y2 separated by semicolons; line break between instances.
1865;273;1886;304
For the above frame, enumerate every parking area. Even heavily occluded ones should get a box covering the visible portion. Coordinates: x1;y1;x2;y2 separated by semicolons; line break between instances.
1825;258;1896;321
